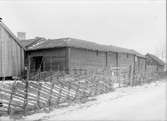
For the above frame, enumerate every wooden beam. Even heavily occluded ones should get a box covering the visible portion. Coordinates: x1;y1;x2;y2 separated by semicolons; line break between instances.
20;48;23;76
116;52;118;67
65;47;70;73
27;53;31;80
134;55;136;73
105;52;108;67
116;52;119;83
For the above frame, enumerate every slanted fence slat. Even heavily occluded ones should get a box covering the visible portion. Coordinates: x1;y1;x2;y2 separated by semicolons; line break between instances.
0;68;165;116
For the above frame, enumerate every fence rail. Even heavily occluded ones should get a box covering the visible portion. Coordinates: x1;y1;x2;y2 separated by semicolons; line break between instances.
0;66;165;116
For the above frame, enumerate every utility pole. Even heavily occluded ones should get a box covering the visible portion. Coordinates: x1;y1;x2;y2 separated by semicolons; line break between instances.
166;34;167;72
166;2;167;72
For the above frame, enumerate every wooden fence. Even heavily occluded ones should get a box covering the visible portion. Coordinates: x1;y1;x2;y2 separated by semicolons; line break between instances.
0;66;165;116
0;74;89;116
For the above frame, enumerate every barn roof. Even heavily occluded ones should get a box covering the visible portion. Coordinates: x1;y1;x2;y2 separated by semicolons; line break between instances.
0;21;25;50
20;37;46;48
26;37;145;58
146;53;165;66
20;39;35;47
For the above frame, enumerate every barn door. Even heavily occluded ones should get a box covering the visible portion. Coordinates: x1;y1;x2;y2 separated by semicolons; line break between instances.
32;56;43;72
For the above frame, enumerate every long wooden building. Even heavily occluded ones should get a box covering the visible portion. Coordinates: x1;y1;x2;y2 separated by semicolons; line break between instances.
145;53;165;72
21;37;146;75
0;20;25;79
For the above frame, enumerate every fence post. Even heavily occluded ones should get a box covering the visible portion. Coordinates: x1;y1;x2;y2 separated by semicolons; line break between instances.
66;82;72;103
128;65;131;86
8;80;17;115
130;65;134;86
56;84;63;108
118;71;121;88
23;80;29;115
73;86;80;101
37;82;42;109
48;74;54;111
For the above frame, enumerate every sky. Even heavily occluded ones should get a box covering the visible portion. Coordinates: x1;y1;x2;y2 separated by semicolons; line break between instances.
0;0;166;61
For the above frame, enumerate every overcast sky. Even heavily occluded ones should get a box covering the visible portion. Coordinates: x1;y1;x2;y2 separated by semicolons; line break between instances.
0;0;166;61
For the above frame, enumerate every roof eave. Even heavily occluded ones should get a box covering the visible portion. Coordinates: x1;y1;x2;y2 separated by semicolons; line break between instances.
0;22;26;50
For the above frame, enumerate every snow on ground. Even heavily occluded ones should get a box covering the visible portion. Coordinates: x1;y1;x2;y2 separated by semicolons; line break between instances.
1;79;167;121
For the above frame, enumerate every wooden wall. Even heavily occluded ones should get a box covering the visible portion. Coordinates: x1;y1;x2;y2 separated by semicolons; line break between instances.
145;56;164;72
27;47;146;74
69;48;106;71
107;52;117;67
69;48;137;71
137;57;146;72
0;24;24;77
157;65;164;72
28;48;66;73
117;53;134;68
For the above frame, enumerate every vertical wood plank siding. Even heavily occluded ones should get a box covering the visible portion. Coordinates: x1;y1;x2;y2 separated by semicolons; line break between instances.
0;25;24;77
28;48;66;73
26;46;147;74
116;52;118;67
70;48;106;71
68;48;145;73
117;53;134;67
145;55;164;72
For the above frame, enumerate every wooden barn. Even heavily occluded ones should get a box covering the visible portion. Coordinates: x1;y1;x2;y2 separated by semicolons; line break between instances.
145;53;165;72
21;37;145;76
0;20;25;79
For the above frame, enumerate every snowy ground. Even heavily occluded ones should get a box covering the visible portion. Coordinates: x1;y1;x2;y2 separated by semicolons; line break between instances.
1;79;167;121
